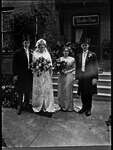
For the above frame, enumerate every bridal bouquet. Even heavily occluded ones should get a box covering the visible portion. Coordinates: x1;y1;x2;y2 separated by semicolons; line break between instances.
31;57;52;76
53;59;67;74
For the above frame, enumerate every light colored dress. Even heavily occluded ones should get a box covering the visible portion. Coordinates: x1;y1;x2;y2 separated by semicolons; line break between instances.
32;49;60;112
57;56;75;111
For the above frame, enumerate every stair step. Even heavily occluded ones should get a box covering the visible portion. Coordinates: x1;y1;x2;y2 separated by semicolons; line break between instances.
93;94;111;101
99;72;111;75
97;79;111;86
53;89;111;97
53;83;111;94
53;72;111;80
98;72;111;80
52;72;111;101
97;85;111;94
53;90;111;101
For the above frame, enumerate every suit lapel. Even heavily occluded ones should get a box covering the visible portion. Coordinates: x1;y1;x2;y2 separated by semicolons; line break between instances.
29;50;32;64
22;48;28;66
80;53;82;66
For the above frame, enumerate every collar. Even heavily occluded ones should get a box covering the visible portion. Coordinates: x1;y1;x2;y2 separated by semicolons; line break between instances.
24;47;29;52
83;50;88;53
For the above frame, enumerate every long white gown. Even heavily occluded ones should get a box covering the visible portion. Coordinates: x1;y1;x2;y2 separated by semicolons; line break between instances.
31;50;60;112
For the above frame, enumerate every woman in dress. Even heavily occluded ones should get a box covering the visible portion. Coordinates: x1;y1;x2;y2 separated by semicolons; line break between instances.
31;39;60;116
57;46;76;111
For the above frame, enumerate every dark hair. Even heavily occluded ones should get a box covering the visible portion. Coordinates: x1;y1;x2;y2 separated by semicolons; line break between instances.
63;46;70;52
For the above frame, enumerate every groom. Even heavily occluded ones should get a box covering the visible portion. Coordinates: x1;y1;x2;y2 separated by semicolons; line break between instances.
76;38;98;116
13;38;33;115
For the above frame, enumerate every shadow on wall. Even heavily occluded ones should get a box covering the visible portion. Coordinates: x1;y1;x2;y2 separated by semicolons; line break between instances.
101;39;111;72
102;39;110;60
98;59;111;72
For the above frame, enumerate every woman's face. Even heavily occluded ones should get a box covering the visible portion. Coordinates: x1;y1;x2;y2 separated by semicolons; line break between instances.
63;48;69;57
38;44;46;52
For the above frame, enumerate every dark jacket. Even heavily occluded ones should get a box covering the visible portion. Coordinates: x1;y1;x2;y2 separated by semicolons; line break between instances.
76;50;98;95
13;48;33;92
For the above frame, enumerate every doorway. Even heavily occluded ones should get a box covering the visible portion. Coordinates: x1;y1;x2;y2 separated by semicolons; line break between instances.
75;25;100;59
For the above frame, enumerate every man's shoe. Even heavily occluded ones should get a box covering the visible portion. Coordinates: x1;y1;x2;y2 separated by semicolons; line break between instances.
17;105;22;115
85;111;91;116
78;108;86;114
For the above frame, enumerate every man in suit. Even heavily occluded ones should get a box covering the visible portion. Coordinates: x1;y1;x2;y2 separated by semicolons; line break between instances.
13;39;33;115
76;38;98;116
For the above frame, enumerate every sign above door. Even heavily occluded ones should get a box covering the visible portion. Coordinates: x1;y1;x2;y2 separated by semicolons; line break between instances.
73;15;99;26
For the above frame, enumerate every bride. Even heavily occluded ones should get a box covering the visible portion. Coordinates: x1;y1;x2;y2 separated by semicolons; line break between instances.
31;39;60;117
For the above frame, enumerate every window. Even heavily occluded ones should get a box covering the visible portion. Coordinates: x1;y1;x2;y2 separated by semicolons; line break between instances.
1;9;14;52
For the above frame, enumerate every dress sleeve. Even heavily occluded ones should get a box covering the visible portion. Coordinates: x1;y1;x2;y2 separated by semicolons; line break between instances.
71;57;76;73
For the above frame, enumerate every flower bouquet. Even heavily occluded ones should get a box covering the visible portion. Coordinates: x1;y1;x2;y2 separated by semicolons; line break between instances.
53;59;67;74
31;57;52;76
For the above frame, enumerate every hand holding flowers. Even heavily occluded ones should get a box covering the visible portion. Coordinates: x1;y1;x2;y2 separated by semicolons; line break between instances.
31;57;52;77
53;59;67;74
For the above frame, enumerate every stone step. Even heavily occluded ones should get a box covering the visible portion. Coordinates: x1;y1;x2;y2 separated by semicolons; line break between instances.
52;78;111;86
53;83;111;94
93;93;111;101
52;72;111;101
98;72;111;80
53;89;111;101
53;88;111;97
52;72;111;81
73;92;111;101
97;85;111;94
97;79;111;86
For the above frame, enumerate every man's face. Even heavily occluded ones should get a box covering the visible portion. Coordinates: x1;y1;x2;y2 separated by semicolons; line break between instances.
81;43;89;51
23;41;30;49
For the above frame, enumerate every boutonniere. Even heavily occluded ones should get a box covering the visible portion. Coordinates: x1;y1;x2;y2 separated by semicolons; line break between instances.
88;53;92;58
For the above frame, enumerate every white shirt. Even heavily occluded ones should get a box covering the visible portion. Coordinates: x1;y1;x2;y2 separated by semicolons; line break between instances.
81;50;88;72
24;48;30;68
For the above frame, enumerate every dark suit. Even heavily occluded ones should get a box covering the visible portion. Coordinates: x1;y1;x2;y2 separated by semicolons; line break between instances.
76;50;98;112
13;48;33;108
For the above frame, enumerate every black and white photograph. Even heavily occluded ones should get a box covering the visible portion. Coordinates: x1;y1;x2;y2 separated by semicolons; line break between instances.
1;0;111;149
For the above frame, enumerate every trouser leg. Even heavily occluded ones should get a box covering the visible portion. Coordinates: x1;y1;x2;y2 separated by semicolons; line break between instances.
86;93;92;111
17;91;23;115
81;93;92;110
81;93;87;111
24;92;29;106
24;87;32;111
81;93;92;111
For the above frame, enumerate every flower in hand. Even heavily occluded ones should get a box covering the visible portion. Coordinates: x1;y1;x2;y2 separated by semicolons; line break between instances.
31;57;52;77
53;59;67;74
